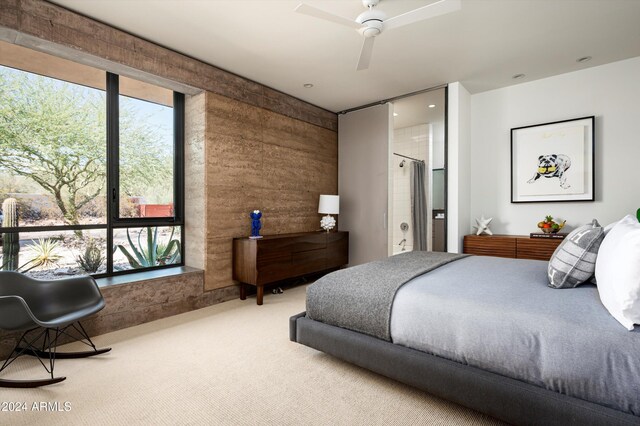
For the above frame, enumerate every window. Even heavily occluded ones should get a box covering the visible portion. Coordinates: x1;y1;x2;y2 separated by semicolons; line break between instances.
118;76;176;219
0;42;184;279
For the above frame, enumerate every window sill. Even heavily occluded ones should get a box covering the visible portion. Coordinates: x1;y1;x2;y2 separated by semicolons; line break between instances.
96;266;203;288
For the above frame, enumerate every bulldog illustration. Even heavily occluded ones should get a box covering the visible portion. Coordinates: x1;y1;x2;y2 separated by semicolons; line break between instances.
528;154;572;189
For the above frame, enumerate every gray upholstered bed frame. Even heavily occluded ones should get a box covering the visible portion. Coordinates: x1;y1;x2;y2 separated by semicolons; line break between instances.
290;312;640;426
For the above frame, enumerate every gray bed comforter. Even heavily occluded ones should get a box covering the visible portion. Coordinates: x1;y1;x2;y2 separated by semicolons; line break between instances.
390;256;640;416
306;251;467;340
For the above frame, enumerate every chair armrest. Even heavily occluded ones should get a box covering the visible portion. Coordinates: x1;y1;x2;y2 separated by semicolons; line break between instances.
0;296;39;331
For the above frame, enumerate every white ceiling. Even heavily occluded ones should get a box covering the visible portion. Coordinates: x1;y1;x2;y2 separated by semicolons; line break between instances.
50;0;640;113
392;88;444;129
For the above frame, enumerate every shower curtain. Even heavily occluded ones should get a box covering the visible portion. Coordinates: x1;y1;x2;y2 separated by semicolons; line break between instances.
410;161;428;251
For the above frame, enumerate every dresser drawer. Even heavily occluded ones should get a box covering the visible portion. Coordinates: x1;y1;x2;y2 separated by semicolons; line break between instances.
256;252;292;284
463;235;516;258
291;249;327;276
291;233;327;253
256;233;326;255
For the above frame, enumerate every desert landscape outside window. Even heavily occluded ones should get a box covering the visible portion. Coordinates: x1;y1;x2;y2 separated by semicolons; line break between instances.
0;41;184;279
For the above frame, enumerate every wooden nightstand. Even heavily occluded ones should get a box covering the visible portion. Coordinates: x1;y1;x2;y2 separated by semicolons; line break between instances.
463;234;562;261
232;231;349;305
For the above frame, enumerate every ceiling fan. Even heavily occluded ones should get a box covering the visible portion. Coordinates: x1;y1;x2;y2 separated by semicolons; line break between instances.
295;0;461;71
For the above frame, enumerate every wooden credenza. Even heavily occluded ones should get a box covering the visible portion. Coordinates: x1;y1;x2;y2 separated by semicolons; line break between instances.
463;234;562;261
233;231;349;305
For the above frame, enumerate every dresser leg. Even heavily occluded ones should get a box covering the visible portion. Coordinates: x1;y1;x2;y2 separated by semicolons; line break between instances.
257;285;264;305
240;283;246;300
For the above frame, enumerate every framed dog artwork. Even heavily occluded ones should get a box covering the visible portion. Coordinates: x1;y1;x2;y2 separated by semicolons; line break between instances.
511;116;595;203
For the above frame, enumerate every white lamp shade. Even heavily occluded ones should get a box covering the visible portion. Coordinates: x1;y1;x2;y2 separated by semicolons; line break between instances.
318;195;339;215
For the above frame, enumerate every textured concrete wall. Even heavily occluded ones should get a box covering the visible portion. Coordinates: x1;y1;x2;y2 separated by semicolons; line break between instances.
204;93;338;290
0;271;239;360
185;93;206;270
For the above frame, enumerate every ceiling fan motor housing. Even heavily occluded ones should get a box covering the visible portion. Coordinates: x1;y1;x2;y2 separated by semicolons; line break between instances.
362;0;381;7
356;9;386;37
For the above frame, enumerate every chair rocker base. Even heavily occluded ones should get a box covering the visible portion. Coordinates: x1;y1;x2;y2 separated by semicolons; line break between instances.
20;347;112;359
0;377;66;388
0;321;109;388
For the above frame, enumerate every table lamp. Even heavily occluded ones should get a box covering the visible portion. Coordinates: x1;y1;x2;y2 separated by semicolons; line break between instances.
318;195;339;232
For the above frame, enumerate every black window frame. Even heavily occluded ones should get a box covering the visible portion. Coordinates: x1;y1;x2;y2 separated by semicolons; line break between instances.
0;70;185;278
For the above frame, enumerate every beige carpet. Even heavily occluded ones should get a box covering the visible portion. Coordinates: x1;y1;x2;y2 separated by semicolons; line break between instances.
2;284;505;426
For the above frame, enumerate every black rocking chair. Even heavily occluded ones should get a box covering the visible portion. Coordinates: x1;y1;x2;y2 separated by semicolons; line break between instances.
0;271;111;388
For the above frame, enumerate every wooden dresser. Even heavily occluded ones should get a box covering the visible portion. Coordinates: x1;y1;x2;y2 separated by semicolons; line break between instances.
233;231;349;305
463;234;562;261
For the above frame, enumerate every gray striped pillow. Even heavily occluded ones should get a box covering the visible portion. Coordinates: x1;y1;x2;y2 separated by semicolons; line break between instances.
547;219;604;289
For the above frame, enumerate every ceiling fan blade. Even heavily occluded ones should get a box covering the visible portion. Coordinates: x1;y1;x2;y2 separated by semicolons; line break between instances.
295;3;363;30
356;37;375;71
384;0;461;31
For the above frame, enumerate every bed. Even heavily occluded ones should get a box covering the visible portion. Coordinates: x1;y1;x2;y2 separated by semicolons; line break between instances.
289;252;640;426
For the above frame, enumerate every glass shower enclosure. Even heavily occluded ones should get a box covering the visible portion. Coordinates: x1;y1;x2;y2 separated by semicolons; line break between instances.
388;87;447;255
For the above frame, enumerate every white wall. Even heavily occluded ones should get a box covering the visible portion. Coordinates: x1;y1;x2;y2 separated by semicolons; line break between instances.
339;104;391;266
447;82;472;253
470;57;640;234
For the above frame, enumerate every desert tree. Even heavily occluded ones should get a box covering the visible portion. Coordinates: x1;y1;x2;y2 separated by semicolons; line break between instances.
0;67;171;232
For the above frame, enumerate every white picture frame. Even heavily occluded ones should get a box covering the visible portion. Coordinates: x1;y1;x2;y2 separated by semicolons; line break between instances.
511;116;595;203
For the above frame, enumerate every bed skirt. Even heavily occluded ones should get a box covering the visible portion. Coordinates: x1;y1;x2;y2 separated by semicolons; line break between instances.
290;312;639;426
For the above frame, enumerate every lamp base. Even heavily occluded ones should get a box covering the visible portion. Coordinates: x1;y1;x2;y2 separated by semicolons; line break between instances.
320;214;336;232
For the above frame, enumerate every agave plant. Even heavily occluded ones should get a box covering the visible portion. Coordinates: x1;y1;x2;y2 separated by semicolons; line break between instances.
20;238;63;273
116;227;181;269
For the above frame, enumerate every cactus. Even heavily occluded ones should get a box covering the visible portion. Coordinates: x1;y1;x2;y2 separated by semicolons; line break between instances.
2;198;19;271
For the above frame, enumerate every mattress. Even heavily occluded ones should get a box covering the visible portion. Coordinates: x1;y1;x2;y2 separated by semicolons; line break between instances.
390;256;640;416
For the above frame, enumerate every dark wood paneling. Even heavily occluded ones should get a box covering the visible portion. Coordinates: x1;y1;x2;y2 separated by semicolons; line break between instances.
463;234;562;261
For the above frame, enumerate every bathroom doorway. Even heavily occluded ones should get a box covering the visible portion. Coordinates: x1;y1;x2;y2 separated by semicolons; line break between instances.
388;88;447;255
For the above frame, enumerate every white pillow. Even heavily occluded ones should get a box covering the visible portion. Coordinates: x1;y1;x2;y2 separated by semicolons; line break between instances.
603;220;620;235
595;214;640;330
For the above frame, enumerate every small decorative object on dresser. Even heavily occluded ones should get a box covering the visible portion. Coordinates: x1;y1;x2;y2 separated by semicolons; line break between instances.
249;210;262;239
318;194;339;232
473;215;493;236
536;215;566;234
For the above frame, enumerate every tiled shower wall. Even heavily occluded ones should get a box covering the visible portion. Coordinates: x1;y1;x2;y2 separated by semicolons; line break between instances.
390;124;429;254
